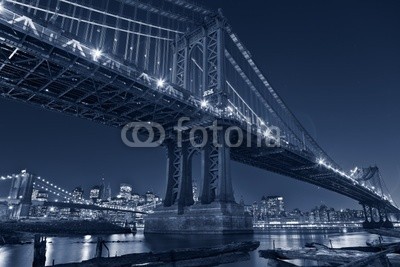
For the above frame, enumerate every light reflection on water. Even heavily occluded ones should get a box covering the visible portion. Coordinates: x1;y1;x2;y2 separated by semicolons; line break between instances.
0;230;399;267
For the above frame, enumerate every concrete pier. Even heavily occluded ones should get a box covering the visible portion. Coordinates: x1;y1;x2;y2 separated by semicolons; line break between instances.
145;202;253;234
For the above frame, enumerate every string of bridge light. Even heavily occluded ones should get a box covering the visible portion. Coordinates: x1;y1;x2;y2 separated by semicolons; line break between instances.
349;167;387;199
2;0;268;136
3;1;182;105
33;181;71;201
137;71;281;142
317;158;395;202
35;176;73;197
2;3;173;91
0;175;14;180
5;0;174;41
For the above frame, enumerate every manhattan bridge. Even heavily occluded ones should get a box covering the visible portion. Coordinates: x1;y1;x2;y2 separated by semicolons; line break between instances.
0;0;398;232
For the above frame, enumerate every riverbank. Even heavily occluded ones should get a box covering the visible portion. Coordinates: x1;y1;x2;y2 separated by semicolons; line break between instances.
253;226;362;234
0;220;133;243
1;230;397;267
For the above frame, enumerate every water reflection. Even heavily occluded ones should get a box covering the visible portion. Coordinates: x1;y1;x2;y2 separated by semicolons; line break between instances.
0;231;397;267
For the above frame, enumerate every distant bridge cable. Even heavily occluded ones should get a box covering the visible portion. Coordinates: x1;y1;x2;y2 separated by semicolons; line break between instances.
5;0;174;41
58;0;184;34
226;24;340;168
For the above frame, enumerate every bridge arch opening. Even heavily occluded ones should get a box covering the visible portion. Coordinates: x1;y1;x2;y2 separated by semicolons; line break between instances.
188;44;204;98
188;148;201;204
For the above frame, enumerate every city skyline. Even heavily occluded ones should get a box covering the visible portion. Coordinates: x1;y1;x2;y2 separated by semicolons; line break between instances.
1;0;400;211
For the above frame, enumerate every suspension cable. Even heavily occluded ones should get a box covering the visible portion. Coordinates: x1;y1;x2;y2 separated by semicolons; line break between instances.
59;0;183;34
6;0;174;41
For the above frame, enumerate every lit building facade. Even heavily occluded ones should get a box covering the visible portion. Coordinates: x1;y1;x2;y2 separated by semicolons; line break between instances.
119;183;133;200
266;196;285;217
90;185;101;203
72;187;84;203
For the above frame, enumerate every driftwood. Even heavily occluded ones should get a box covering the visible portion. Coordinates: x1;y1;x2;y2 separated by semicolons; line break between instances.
340;243;400;267
260;242;400;266
53;241;259;267
367;228;400;238
259;247;373;265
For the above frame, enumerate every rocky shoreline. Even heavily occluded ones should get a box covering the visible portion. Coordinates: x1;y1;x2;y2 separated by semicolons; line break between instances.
0;220;133;244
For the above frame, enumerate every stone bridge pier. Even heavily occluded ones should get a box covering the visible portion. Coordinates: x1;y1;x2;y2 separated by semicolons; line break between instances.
361;203;393;229
144;127;253;234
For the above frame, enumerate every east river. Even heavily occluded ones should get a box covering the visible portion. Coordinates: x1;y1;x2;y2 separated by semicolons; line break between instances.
1;230;400;266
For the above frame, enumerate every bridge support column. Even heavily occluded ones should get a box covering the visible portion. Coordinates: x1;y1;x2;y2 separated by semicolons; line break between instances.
378;205;384;224
163;141;179;208
362;204;375;229
201;132;234;204
163;139;194;210
362;204;369;228
146;129;252;234
362;203;394;229
382;208;394;229
176;142;194;214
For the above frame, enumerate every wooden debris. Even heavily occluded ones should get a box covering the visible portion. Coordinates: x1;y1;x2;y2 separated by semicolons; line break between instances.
259;247;373;265
260;242;400;266
53;241;259;267
368;228;400;238
340;243;400;267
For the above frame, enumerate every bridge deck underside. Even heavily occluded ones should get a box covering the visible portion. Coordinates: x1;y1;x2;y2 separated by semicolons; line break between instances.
0;23;204;130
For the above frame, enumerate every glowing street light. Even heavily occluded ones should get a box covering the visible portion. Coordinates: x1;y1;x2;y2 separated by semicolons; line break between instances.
263;129;272;139
92;49;102;60
201;99;208;108
156;78;165;88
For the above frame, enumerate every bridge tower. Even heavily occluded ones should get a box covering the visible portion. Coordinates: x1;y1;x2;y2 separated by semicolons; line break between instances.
361;203;393;229
145;12;252;234
9;171;35;219
172;9;228;107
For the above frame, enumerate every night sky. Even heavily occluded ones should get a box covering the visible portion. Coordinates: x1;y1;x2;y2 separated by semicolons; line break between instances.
1;0;400;211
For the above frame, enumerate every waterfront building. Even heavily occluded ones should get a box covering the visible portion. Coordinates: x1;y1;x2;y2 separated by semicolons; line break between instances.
89;185;101;203
145;191;155;203
0;202;9;220
260;197;267;221
72;187;84;203
119;183;133;200
131;193;140;205
252;201;258;222
266;196;285;217
105;183;112;201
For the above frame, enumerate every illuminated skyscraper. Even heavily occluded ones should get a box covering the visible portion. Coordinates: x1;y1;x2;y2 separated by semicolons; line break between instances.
72;187;84;203
119;183;133;200
90;185;101;203
266;196;285;217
